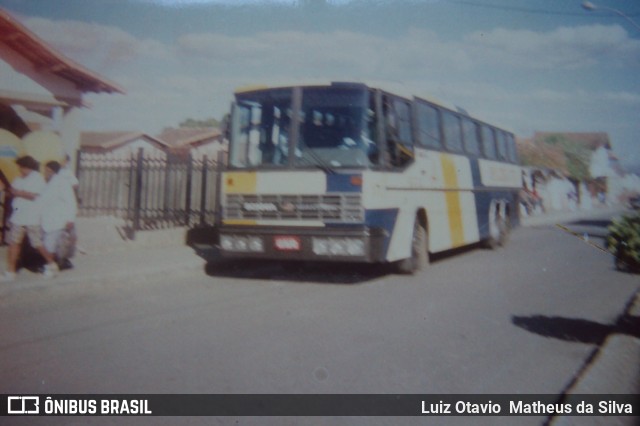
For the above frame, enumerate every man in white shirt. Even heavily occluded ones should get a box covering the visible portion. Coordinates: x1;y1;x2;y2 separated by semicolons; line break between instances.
2;156;58;281
39;161;77;269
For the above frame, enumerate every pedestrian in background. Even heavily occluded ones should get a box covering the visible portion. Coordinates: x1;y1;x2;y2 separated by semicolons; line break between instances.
2;156;58;281
56;153;80;262
59;153;79;198
39;161;77;270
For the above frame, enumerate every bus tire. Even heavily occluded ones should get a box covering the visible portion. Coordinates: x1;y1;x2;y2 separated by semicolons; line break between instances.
397;219;429;274
485;202;509;249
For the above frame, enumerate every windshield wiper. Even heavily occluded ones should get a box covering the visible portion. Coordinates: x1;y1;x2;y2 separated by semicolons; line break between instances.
297;148;336;174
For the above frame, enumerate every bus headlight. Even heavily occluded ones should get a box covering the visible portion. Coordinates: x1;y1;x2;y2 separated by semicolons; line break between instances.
248;237;264;252
220;235;265;252
312;237;365;257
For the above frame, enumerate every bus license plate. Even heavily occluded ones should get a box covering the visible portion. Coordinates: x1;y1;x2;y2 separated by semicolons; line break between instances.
274;236;301;251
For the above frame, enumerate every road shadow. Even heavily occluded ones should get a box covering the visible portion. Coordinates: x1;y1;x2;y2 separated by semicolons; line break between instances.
512;313;640;344
566;219;612;229
204;258;393;284
201;242;487;284
564;219;613;239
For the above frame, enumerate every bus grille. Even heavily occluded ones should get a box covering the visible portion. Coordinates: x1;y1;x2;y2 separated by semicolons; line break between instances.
224;193;364;223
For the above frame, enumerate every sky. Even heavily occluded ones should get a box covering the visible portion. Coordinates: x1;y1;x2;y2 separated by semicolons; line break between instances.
1;0;639;169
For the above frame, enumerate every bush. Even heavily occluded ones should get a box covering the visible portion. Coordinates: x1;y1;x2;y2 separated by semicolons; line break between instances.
606;213;640;272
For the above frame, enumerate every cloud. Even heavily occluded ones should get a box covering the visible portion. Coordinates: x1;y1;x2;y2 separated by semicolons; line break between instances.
22;17;170;72
28;13;638;90
135;0;297;5
466;24;640;69
175;27;473;82
15;14;640;169
174;23;640;89
599;91;640;104
520;88;640;107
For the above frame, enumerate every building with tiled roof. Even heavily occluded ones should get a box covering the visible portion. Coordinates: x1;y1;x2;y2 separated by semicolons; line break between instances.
516;136;568;174
0;7;123;154
532;132;611;150
517;131;635;209
156;127;226;161
80;131;168;158
517;132;614;181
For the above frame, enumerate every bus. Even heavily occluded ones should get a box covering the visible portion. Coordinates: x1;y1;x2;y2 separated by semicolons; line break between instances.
209;82;520;273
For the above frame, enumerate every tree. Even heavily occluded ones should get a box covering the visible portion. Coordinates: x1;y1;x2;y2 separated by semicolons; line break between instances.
542;134;592;181
178;117;221;128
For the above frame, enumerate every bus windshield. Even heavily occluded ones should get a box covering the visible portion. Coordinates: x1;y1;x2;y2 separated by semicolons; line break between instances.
229;86;378;169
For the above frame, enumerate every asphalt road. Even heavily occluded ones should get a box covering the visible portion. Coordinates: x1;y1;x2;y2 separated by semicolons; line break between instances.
1;214;638;425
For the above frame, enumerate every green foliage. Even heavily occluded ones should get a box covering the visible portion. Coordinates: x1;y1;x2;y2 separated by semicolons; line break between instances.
543;134;563;146
179;117;221;128
606;213;640;272
564;150;590;181
542;134;592;181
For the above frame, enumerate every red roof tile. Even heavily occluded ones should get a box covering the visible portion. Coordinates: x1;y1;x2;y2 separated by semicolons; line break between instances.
156;128;222;148
80;131;168;151
0;8;124;96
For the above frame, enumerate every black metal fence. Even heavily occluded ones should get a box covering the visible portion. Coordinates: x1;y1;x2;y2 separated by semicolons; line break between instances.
76;149;222;239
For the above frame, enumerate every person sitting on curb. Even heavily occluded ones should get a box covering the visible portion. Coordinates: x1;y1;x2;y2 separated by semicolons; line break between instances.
39;161;78;271
1;156;59;281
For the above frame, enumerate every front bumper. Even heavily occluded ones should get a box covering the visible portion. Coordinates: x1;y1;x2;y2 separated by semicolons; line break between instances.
218;225;388;263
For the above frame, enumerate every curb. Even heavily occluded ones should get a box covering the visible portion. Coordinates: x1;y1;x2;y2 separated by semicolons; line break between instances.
550;290;640;426
75;217;189;255
0;245;206;297
520;206;628;228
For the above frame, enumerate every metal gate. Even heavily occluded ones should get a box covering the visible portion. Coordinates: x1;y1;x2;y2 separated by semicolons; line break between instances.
76;149;222;239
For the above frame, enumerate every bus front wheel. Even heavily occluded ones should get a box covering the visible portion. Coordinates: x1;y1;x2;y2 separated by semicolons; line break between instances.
397;219;429;274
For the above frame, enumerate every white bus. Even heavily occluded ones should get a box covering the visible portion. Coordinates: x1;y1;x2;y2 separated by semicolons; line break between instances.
214;82;520;273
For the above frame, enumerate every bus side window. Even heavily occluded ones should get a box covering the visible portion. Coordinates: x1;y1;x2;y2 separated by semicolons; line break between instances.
462;117;480;156
496;131;508;161
416;101;442;149
506;133;518;163
442;110;463;153
384;96;414;167
481;125;497;160
230;103;262;167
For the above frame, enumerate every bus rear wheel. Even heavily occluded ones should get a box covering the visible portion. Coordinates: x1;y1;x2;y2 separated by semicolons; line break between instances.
397;219;429;274
485;202;509;249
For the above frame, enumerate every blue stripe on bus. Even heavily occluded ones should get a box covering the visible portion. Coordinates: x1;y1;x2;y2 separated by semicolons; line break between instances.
469;157;483;188
326;173;363;193
474;190;519;240
365;208;399;258
474;191;493;240
470;156;520;239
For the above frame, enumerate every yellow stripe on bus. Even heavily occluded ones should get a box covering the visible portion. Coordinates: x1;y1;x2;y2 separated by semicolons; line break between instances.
222;219;257;225
440;154;465;247
224;172;257;194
